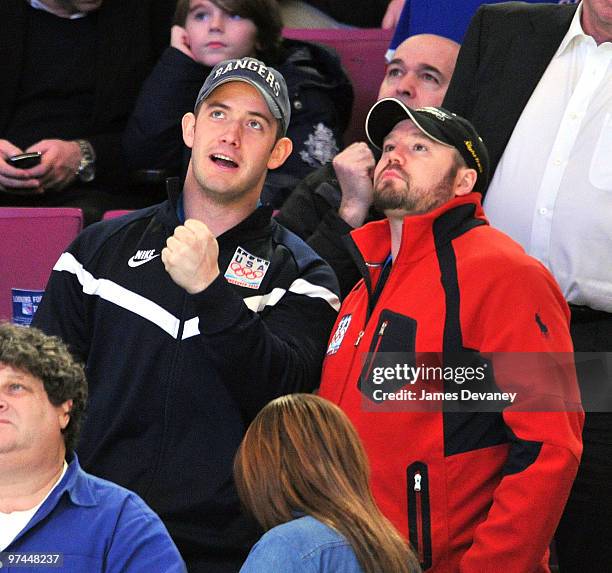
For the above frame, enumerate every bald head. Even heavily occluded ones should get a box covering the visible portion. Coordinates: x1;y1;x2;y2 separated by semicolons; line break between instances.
378;34;460;108
581;0;612;44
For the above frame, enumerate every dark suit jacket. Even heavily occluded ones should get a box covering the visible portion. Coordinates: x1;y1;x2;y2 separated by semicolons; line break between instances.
0;0;174;187
443;1;578;190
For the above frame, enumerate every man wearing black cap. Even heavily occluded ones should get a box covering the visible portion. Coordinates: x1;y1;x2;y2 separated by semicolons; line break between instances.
319;98;583;572
33;57;340;572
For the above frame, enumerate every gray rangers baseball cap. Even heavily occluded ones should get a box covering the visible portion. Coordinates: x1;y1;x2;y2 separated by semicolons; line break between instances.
366;98;490;194
194;57;291;136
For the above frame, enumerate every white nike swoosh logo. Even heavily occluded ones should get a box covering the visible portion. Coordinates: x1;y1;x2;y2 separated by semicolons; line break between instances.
128;254;160;268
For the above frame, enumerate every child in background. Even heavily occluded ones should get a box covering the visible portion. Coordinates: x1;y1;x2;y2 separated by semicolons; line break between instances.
172;0;263;67
124;0;353;208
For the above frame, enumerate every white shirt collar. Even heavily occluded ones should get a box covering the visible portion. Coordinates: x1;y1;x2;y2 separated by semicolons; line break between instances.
28;0;86;20
556;2;589;56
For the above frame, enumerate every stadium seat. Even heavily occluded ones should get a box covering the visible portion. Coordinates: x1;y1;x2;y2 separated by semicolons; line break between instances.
0;207;83;323
102;209;133;220
282;28;393;145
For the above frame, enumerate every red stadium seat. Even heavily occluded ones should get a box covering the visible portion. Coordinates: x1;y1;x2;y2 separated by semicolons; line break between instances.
102;209;133;220
0;207;83;323
283;27;393;145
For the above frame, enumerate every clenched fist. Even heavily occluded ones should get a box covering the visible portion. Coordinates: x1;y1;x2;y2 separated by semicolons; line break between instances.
162;219;220;294
334;141;376;228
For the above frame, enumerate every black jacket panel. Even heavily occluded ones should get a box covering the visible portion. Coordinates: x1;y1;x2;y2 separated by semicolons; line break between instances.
442;2;577;187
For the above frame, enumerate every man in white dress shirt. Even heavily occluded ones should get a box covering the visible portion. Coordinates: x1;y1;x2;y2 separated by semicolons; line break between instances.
443;1;611;570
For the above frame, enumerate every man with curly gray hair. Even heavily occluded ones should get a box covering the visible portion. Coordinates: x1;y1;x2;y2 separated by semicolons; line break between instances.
0;322;87;453
0;323;186;572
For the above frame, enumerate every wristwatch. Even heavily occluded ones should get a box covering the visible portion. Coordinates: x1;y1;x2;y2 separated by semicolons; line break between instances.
75;139;96;183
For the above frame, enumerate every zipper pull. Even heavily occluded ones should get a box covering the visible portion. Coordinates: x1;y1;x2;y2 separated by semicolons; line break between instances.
378;320;388;336
354;330;365;347
414;472;422;492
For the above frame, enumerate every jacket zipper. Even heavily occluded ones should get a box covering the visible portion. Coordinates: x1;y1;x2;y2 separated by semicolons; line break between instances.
361;320;388;379
354;330;365;347
414;472;424;564
407;461;432;570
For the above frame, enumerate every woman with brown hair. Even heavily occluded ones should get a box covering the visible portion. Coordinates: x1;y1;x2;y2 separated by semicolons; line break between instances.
234;393;420;572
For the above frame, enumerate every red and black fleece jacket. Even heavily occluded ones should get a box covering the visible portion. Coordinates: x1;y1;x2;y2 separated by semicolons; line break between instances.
319;194;583;573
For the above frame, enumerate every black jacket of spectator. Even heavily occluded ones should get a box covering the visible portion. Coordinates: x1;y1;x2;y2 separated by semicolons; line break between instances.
277;157;384;299
123;39;354;208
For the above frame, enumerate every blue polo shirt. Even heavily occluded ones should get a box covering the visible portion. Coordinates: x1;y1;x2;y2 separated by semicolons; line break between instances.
3;454;186;572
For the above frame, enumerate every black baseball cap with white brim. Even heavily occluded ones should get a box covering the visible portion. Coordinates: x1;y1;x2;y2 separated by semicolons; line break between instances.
366;98;490;194
194;57;291;135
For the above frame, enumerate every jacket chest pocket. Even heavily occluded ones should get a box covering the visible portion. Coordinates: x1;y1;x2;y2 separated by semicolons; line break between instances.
358;309;417;401
407;461;433;571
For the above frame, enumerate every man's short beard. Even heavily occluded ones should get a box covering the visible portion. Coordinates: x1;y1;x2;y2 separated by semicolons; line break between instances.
373;164;459;215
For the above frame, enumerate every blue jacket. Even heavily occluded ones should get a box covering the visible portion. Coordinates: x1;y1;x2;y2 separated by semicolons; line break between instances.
3;454;185;573
240;516;363;572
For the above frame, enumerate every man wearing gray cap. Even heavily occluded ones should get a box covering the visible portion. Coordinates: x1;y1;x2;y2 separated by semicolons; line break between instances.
33;57;340;573
318;99;583;572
